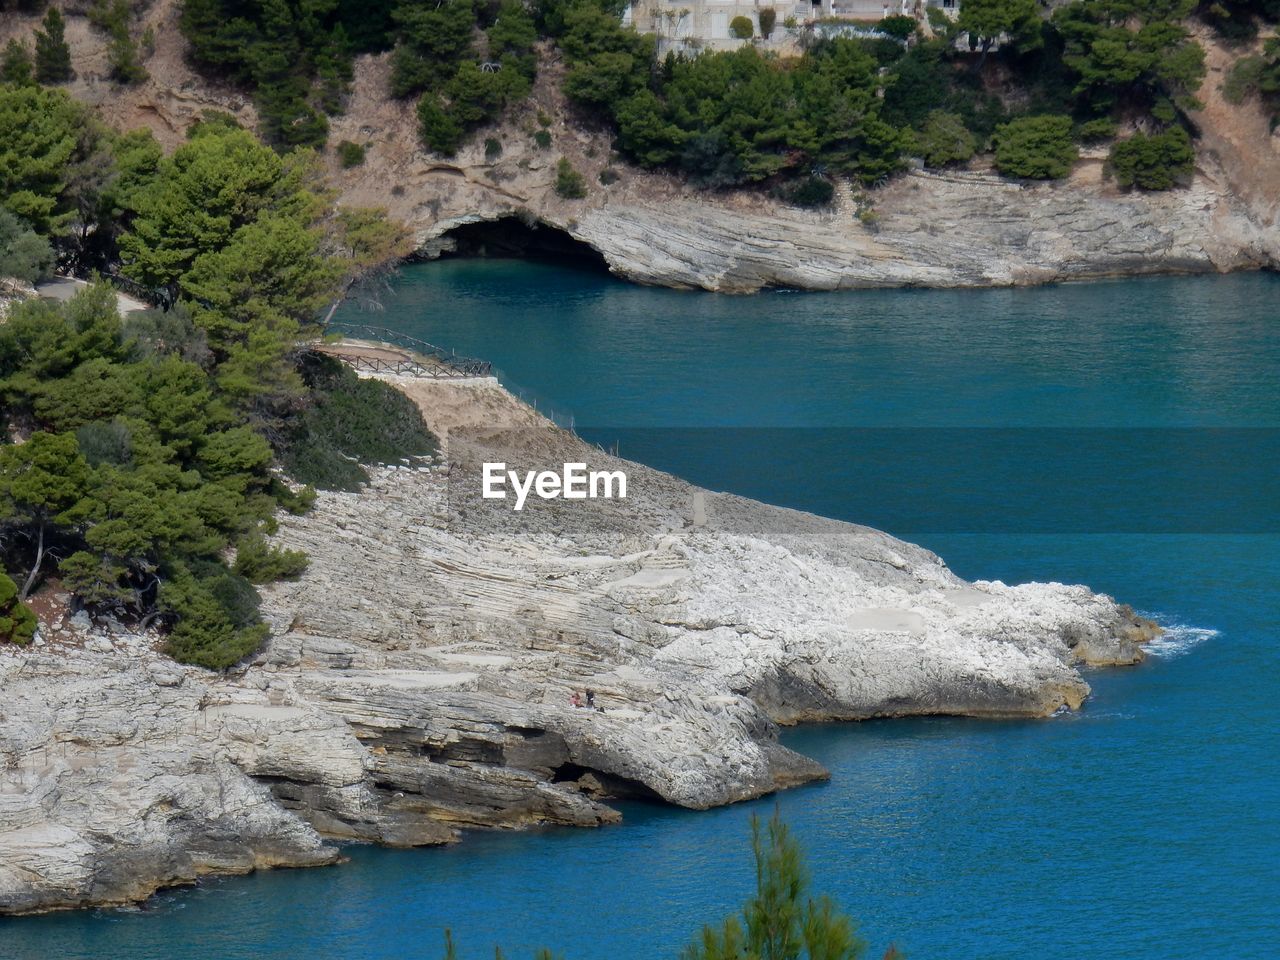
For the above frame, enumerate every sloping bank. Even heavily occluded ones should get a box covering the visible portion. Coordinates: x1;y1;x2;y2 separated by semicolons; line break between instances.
0;374;1158;914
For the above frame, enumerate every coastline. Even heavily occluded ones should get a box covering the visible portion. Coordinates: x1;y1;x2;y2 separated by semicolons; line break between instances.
0;372;1158;915
5;12;1271;297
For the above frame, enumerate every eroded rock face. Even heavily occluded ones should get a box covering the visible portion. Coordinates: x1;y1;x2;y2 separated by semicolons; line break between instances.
0;376;1156;914
561;165;1275;292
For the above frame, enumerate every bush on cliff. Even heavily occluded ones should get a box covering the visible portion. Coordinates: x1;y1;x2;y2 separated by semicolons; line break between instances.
571;37;902;188
1196;0;1280;42
0;573;37;645
280;354;439;493
908;110;977;168
554;158;588;198
1222;38;1280;120
994;114;1078;179
1;39;35;87
1109;126;1195;190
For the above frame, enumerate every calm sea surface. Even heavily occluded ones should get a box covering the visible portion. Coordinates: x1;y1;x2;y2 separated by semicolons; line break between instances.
5;263;1277;959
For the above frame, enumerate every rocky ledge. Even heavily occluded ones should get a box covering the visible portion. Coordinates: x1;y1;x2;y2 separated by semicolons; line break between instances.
0;374;1160;914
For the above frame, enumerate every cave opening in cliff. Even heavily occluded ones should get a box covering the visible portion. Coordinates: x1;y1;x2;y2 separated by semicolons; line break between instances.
435;216;611;273
550;761;665;803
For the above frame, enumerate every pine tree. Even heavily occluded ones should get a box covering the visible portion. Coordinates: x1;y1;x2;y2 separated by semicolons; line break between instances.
0;431;93;599
681;809;868;960
1;38;36;87
34;6;74;85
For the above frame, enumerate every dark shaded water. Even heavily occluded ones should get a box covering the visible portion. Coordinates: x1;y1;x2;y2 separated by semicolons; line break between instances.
5;264;1277;959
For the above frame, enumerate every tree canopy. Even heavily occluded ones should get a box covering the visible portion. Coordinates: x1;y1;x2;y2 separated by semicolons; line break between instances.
0;82;421;670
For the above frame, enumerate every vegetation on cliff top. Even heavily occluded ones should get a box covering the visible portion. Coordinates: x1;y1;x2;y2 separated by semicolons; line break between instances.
0;83;424;668
5;1;1274;193
164;0;1275;195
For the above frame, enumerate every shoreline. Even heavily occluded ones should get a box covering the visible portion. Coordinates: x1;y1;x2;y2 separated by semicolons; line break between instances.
0;372;1158;916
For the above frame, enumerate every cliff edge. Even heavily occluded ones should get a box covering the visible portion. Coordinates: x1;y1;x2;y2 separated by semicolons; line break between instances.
0;374;1157;914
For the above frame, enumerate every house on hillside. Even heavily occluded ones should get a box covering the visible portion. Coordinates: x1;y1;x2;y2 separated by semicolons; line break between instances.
624;0;960;54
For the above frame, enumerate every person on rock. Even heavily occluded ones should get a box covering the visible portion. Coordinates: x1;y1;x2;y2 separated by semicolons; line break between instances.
585;689;596;708
570;691;582;708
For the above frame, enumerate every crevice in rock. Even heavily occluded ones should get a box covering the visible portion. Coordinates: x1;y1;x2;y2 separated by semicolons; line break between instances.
550;762;665;803
433;216;611;272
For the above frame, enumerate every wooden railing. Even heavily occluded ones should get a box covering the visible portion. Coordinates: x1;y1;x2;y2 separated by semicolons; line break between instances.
321;322;493;379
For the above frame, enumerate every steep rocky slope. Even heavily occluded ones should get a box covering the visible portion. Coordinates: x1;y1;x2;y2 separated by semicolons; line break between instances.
3;9;1275;291
0;375;1157;914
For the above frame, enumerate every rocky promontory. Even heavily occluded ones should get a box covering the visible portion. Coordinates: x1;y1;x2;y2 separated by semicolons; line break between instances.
0;374;1158;915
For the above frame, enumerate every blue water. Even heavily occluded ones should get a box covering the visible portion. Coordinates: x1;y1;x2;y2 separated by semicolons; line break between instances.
5;263;1278;959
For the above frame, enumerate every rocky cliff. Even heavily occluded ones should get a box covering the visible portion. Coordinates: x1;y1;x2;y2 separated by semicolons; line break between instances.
0;374;1158;914
3;9;1275;293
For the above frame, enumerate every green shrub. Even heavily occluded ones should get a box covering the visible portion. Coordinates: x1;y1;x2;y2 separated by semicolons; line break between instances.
554;158;588;199
182;0;389;148
1075;118;1117;143
0;208;54;283
389;0;479;98
784;174;835;208
417;93;464;155
1197;0;1277;43
0;573;37;645
730;15;754;40
108;34;149;85
269;478;317;516
91;2;149;86
1224;55;1265;104
121;304;212;366
533;128;552;149
598;167;620;185
281;354;439;492
233;532;309;584
758;8;777;39
994;114;1078;179
911;110;976;167
879;14;918;40
1223;42;1280;109
484;137;503;160
160;562;268;670
1;39;35;88
75;420;133;468
337;140;367;168
1109;126;1196;190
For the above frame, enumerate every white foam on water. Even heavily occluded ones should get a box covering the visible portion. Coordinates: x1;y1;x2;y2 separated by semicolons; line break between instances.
1143;621;1218;659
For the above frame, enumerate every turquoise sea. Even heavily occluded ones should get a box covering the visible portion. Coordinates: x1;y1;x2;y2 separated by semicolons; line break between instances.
5;263;1277;959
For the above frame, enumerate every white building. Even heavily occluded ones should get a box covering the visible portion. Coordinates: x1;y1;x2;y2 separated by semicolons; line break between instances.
623;0;960;54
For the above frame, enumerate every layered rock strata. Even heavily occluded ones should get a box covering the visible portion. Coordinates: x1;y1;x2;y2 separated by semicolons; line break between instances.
0;375;1157;914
